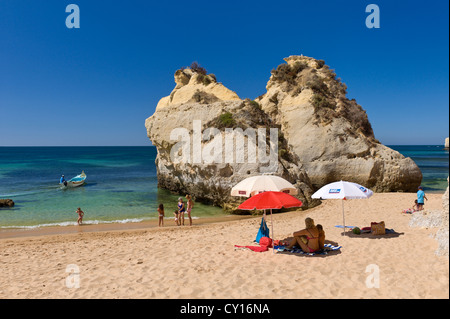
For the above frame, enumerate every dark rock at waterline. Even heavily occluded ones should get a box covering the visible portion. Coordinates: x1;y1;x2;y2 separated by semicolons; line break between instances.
0;199;15;207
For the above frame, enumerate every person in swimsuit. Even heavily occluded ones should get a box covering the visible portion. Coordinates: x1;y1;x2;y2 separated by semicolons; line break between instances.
285;217;323;253
177;197;186;226
157;203;164;227
76;207;84;225
185;194;194;226
316;224;325;250
173;210;180;226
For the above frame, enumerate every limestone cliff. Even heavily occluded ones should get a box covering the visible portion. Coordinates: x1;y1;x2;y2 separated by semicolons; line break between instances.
409;177;449;256
145;57;423;212
256;55;422;191
155;67;241;111
145;65;318;211
436;177;449;256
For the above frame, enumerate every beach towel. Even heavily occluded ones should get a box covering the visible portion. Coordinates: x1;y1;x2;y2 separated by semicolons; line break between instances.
334;225;356;229
274;243;342;256
338;224;397;235
255;217;269;244
234;245;268;252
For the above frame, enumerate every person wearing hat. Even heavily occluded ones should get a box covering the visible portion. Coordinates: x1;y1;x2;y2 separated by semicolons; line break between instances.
60;175;67;187
416;186;427;211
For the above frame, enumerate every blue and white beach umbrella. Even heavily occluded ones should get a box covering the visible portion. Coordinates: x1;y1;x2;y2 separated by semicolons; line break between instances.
311;180;373;235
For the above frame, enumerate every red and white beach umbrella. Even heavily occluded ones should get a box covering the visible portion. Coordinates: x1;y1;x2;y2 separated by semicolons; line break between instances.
231;175;298;198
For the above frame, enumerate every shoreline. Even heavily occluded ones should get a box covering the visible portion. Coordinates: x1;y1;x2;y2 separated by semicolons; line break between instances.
0;214;256;240
0;191;446;240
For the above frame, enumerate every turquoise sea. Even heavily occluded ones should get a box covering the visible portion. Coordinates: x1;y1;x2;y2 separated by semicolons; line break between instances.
0;145;448;229
0;146;225;229
388;145;449;193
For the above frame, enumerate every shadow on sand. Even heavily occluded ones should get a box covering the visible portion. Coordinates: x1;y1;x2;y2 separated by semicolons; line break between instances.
276;238;342;258
341;229;404;239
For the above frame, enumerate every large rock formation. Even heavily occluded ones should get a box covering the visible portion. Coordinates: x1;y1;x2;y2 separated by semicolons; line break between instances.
409;177;449;256
145;65;318;211
255;55;422;191
145;56;423;211
155;66;241;111
0;199;14;207
436;178;449;256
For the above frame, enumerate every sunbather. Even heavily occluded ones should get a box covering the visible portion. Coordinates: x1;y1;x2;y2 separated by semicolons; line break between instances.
285;217;325;253
317;224;325;250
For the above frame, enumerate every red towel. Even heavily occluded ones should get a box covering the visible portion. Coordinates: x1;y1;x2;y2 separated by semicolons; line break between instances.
234;245;268;252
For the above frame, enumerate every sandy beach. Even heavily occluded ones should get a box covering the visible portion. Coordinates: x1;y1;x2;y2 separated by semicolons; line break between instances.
0;192;448;299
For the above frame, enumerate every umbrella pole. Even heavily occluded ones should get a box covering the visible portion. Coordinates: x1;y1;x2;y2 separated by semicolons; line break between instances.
270;209;275;254
342;199;346;236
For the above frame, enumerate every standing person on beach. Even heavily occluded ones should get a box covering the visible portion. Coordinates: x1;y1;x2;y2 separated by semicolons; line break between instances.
417;186;428;211
173;210;180;226
186;194;194;226
157;203;164;227
177;197;186;225
76;207;84;225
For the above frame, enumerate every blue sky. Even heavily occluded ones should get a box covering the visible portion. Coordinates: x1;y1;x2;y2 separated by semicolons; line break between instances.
0;0;448;146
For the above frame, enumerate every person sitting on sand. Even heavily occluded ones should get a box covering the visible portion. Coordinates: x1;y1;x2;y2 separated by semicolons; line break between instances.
186;194;194;226
285;217;324;253
177;197;186;226
76;207;84;225
157;203;164;227
316;224;325;250
402;200;420;214
412;200;419;212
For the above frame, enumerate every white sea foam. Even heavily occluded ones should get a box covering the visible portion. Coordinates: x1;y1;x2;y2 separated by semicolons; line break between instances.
0;218;146;229
0;216;203;230
0;215;203;230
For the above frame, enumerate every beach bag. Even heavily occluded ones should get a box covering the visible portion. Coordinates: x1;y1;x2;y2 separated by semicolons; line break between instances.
259;236;272;248
371;221;386;235
255;217;270;244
